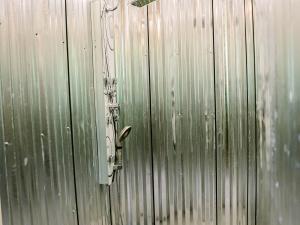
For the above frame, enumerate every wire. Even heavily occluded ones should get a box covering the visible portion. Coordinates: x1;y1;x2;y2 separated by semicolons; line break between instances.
102;2;116;79
99;2;123;224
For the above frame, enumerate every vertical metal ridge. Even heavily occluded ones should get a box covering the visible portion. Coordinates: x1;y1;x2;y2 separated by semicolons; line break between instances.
213;0;251;224
250;1;258;224
112;2;153;224
65;0;111;224
211;0;218;224
63;0;80;224
147;1;217;224
243;0;257;225
146;5;156;225
243;0;250;224
108;188;113;225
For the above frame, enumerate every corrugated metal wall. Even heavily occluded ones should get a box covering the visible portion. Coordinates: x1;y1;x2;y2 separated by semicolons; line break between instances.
0;197;2;225
113;0;256;225
213;0;256;224
1;0;300;225
0;0;111;224
66;0;110;224
148;1;216;225
0;1;78;225
112;1;154;225
254;0;300;225
113;0;300;225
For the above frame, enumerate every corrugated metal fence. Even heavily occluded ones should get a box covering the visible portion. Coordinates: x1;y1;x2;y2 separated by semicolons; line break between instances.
113;0;299;225
0;0;299;225
113;0;255;224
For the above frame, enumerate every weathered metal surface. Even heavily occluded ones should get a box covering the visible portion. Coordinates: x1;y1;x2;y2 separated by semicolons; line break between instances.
112;1;154;225
0;197;2;225
0;1;77;225
112;0;258;224
1;1;299;225
148;0;216;224
213;0;257;224
244;1;257;225
254;0;300;224
65;0;111;224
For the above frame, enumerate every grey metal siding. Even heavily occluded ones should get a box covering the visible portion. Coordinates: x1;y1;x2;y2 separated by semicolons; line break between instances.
0;1;77;225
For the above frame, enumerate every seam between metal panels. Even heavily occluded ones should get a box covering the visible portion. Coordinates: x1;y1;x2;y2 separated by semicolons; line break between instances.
250;0;258;224
243;0;249;224
108;188;113;225
64;1;80;224
146;6;156;225
211;0;218;224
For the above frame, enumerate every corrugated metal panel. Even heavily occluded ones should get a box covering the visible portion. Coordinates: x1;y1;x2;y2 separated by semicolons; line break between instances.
65;0;111;224
112;1;154;225
213;0;255;224
112;0;257;225
0;50;4;225
0;196;2;225
254;0;300;224
148;0;216;224
0;1;77;225
244;1;257;225
90;0;109;185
